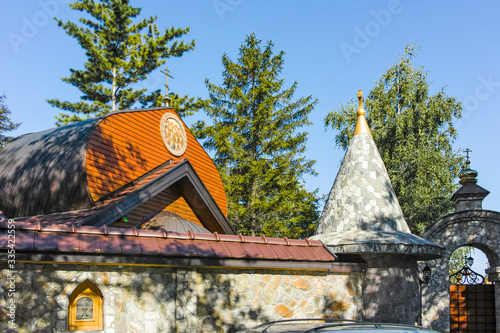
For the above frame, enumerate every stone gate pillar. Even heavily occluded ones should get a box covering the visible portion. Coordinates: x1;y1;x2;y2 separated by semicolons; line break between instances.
487;267;500;333
422;161;500;332
420;251;451;332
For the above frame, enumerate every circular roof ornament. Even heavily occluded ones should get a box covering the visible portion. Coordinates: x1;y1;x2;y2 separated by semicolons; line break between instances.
160;112;187;157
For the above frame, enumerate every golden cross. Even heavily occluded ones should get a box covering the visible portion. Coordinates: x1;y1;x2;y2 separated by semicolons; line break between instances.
160;67;174;95
463;148;472;162
160;67;174;106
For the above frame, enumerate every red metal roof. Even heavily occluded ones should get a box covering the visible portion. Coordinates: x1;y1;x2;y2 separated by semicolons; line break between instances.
0;221;335;263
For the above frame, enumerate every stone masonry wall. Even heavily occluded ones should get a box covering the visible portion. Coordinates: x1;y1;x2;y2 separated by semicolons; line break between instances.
1;263;363;333
190;269;362;332
360;254;420;324
423;211;500;333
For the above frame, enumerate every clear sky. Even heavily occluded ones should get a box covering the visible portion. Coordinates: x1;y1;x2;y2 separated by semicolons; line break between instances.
1;0;499;226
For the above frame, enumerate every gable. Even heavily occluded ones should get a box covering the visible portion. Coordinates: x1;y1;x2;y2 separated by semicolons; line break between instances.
88;158;234;234
117;186;204;228
8;159;234;234
86;108;227;217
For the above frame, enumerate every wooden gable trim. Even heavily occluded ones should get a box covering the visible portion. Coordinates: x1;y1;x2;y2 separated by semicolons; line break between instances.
178;168;232;234
81;160;235;234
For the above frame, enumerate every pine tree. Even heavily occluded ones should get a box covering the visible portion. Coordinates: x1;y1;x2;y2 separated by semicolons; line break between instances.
48;0;201;125
194;33;320;238
0;94;21;151
325;45;463;235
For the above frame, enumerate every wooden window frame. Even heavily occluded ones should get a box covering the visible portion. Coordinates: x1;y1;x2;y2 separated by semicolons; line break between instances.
68;279;103;331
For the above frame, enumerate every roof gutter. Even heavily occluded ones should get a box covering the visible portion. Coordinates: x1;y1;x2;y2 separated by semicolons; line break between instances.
10;252;366;272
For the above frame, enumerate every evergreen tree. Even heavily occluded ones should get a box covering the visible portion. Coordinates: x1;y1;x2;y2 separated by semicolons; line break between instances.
325;45;463;235
0;94;21;151
194;33;320;238
48;0;201;125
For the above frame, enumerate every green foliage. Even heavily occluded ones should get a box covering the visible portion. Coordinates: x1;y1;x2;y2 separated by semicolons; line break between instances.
325;45;463;235
449;246;474;282
48;0;202;125
194;33;320;238
0;94;21;151
154;91;208;116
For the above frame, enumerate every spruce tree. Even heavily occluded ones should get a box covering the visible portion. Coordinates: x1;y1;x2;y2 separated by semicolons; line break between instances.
0;94;21;151
325;45;463;235
194;33;320;238
48;0;201;125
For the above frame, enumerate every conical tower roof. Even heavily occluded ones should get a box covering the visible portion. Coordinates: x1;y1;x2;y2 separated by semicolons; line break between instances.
311;91;443;259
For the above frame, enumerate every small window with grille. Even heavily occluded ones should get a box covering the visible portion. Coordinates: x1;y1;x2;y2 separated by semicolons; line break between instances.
68;279;103;331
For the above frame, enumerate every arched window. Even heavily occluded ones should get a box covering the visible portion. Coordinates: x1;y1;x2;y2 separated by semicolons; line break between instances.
68;279;103;331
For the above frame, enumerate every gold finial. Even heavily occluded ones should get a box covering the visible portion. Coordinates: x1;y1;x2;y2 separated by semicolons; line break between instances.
357;90;365;116
353;89;371;136
463;148;472;166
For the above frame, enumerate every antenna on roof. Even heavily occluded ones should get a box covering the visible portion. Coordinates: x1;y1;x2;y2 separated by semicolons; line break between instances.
160;67;174;107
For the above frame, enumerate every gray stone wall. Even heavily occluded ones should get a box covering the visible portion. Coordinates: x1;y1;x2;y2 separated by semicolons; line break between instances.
360;254;420;324
1;263;363;333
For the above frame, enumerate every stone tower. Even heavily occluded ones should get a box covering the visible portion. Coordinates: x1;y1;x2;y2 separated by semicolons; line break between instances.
311;91;443;324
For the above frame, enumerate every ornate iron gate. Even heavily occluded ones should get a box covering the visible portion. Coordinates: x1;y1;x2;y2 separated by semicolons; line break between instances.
450;284;495;332
450;258;495;332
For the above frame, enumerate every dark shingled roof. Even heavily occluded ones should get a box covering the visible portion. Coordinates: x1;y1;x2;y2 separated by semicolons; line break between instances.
451;183;490;199
0;118;99;218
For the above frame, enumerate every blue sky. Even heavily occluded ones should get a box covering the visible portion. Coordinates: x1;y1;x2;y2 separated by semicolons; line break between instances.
1;0;499;233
